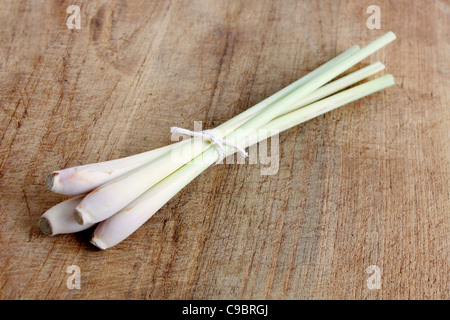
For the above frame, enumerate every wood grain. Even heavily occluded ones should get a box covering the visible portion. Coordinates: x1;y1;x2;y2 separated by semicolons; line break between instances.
0;0;448;299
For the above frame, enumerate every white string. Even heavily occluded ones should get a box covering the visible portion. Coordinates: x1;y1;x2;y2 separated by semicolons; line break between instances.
170;127;248;165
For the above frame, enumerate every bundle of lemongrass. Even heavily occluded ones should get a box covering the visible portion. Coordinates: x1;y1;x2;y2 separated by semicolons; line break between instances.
40;32;396;249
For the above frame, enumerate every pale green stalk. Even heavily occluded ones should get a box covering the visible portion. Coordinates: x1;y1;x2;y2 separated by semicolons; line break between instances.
48;46;359;198
74;46;362;224
46;142;181;196
265;74;394;133
91;74;395;249
76;62;385;225
39;195;95;235
212;45;360;135
279;61;385;115
225;32;396;137
81;32;395;226
75;60;379;225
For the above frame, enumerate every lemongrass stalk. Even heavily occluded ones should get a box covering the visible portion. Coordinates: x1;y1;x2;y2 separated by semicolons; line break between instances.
266;74;394;132
76;60;388;226
75;61;383;226
70;63;384;227
80;32;394;226
47;46;359;197
279;61;385;115
224;32;396;137
91;75;395;249
47;114;253;197
46;142;182;196
39;195;95;235
220;75;395;160
75;62;384;226
74;46;364;224
213;45;360;135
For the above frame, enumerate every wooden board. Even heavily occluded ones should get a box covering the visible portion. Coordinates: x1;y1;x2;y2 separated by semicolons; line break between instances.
0;0;448;299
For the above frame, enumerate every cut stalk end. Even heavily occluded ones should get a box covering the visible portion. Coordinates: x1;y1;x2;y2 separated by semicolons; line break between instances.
39;217;53;235
90;236;107;250
386;31;396;41
73;209;85;225
45;173;56;190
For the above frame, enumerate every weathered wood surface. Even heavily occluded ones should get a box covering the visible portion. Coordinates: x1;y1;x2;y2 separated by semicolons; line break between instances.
0;0;448;299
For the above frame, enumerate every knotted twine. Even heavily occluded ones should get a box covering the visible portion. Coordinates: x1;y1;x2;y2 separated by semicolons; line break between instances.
170;127;248;165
